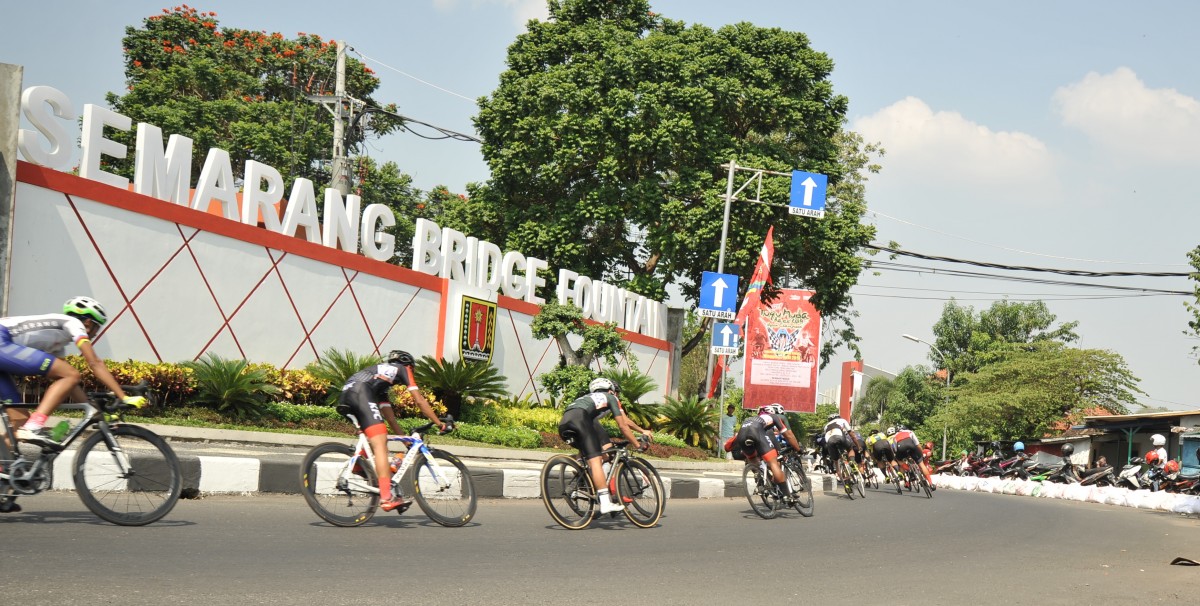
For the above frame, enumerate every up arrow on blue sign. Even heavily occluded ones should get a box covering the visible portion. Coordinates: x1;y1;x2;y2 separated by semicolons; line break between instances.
710;322;740;355
789;170;828;218
698;271;737;320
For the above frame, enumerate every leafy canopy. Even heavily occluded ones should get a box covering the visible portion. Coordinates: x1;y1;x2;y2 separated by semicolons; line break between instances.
931;299;1080;376
473;0;876;361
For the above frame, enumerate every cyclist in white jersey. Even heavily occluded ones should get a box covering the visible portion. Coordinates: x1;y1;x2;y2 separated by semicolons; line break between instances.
0;296;146;449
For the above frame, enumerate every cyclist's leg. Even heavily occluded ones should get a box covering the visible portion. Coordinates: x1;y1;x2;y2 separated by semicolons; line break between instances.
342;387;397;504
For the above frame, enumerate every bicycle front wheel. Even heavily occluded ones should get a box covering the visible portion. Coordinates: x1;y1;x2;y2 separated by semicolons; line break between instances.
299;442;378;527
407;449;477;527
540;454;595;530
784;457;814;517
631;456;667;516
838;459;855;500
742;464;780;519
888;466;903;495
853;466;867;499
615;459;663;528
73;424;182;526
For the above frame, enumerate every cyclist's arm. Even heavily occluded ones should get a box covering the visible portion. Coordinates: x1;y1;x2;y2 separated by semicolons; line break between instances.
378;401;405;435
614;414;644;447
407;386;445;432
780;428;802;453
76;339;127;400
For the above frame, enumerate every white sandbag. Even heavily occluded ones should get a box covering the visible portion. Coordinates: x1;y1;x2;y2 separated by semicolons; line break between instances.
1099;486;1128;507
1171;494;1200;515
1062;484;1089;501
1123;490;1146;509
1141;491;1174;511
1016;481;1035;497
1038;483;1063;499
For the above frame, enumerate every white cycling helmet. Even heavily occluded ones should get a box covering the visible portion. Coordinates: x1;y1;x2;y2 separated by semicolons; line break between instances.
588;377;616;394
1151;433;1166;447
758;403;784;415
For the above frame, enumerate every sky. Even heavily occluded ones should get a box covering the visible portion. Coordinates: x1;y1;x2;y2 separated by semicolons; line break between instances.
5;1;1200;410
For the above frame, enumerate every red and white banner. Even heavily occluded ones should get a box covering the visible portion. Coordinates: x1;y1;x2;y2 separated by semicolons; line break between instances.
743;289;821;413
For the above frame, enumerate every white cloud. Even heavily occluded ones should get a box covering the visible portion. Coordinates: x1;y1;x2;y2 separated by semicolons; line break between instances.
432;0;549;26
853;97;1056;192
1053;67;1200;165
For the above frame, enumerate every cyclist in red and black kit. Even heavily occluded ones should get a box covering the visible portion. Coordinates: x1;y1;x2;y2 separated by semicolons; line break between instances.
338;350;445;512
888;425;934;489
557;378;653;514
728;403;803;503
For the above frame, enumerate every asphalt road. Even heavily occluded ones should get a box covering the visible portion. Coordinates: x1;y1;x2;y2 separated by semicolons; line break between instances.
2;487;1199;605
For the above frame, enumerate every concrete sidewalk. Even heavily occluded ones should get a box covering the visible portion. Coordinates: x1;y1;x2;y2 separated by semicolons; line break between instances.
43;419;836;499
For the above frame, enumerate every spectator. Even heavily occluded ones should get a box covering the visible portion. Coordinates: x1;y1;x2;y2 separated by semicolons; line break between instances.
719;404;739;459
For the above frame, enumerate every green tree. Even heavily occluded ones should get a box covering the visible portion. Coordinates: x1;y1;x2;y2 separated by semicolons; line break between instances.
880;366;944;432
1185;245;1200;359
531;301;630;403
851;375;894;426
931;299;1079;376
474;0;876;362
109;8;400;188
923;342;1140;453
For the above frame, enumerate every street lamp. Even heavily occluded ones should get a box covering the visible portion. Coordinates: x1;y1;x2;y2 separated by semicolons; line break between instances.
902;333;951;459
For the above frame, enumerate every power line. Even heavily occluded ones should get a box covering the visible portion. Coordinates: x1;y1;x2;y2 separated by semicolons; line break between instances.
866;260;1192;294
867;244;1193;278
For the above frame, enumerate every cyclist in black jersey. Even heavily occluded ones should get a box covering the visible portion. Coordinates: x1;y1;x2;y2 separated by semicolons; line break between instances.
557;378;653;514
338;350;445;512
728;403;803;502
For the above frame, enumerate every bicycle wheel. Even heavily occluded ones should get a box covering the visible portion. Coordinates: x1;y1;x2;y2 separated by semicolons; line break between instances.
540;454;595;530
887;466;903;495
742;464;780;519
914;462;933;498
615;459;663;528
853;465;867;499
406;449;477;527
631;456;667;515
838;458;855;500
864;463;880;490
784;457;814;517
73;424;182;526
299;442;378;527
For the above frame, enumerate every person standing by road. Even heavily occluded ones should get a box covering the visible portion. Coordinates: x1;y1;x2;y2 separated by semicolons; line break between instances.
719;404;739;460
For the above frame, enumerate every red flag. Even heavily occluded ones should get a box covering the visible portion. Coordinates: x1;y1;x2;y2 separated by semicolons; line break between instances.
733;226;775;327
707;354;725;399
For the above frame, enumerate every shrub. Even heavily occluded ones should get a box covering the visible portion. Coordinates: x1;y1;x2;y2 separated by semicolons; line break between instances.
251;364;331;406
412;355;508;420
452;422;541;449
304;348;382;405
181;353;280;420
659;394;718;449
389;387;449;418
537;364;597;405
261;402;342;424
600;368;658;403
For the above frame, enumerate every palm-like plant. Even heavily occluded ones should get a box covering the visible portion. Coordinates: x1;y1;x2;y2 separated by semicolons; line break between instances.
412;356;508;420
181;353;280;420
659;394;718;450
600;368;658;403
304;349;383;405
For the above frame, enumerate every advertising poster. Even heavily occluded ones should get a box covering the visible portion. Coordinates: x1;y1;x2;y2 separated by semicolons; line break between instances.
743;289;821;413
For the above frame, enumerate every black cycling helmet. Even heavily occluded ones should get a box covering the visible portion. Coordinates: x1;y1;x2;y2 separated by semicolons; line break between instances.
387;350;415;366
1061;443;1074;456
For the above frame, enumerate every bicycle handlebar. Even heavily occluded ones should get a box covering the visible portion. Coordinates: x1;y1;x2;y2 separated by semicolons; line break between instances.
390;415;456;439
86;381;153;413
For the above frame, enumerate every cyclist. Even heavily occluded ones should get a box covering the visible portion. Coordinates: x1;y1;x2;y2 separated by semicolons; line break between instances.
338;350;445;512
557;378;653;514
729;403;803;503
822;412;858;483
1;296;147;448
889;425;934;489
865;427;899;481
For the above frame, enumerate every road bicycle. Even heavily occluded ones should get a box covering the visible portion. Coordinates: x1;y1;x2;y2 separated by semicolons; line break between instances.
540;436;664;530
299;415;477;527
860;455;881;490
836;451;866;499
880;460;904;495
0;383;183;525
900;456;933;498
742;443;814;519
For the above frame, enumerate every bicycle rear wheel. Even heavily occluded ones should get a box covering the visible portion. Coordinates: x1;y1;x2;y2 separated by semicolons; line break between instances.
887;466;903;495
853;465;867;498
864;462;880;490
73;424;182;526
742;464;780;519
406;449;477;527
784;457;814;517
914;461;933;498
299;442;378;527
615;458;663;528
838;458;855;500
540;454;595;530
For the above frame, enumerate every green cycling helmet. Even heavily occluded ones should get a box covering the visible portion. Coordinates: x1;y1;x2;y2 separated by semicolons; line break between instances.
63;296;108;325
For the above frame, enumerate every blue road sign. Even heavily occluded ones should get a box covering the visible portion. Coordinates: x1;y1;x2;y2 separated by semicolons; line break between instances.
711;322;741;355
789;170;828;218
698;271;737;320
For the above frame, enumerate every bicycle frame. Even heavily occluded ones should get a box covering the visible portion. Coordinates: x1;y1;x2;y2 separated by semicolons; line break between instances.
1;400;127;490
340;425;454;494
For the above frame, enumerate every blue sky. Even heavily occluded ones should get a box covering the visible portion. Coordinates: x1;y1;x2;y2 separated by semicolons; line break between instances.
6;1;1199;410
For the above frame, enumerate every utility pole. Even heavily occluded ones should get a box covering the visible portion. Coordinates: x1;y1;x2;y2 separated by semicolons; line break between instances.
0;62;23;316
307;40;351;196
